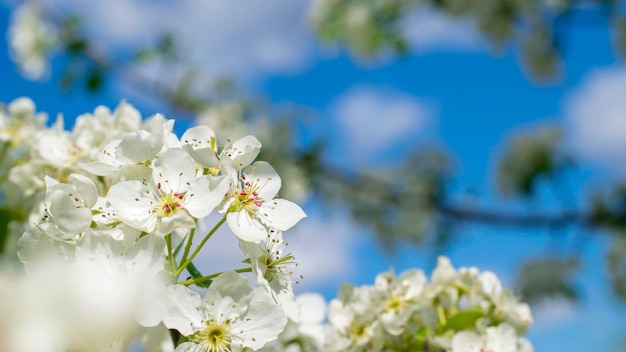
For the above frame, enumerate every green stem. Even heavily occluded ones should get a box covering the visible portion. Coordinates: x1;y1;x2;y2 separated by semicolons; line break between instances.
179;226;196;266
179;267;252;286
0;141;11;183
175;215;227;278
436;304;447;326
165;234;176;274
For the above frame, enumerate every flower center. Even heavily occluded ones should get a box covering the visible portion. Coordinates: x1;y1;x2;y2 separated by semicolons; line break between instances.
154;185;185;217
193;320;232;352
229;173;264;215
261;231;300;286
385;296;406;313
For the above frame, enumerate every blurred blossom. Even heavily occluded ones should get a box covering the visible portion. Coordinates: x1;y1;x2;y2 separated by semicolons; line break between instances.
497;124;567;197
8;3;58;80
0;234;168;352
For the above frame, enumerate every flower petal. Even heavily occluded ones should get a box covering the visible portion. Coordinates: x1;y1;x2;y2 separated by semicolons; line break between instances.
185;175;230;219
258;199;306;231
227;211;267;242
163;285;203;337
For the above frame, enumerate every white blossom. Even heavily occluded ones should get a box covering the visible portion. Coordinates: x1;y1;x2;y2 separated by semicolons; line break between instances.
108;148;229;236
163;271;287;352
8;4;57;80
221;161;306;242
239;229;300;321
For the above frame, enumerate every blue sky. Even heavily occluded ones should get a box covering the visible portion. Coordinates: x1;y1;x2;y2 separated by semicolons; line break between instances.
2;1;626;351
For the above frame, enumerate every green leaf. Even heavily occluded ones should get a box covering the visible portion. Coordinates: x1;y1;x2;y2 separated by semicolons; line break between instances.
186;262;212;288
66;39;88;53
0;207;12;253
157;33;177;59
86;69;103;92
414;326;429;340
444;309;483;331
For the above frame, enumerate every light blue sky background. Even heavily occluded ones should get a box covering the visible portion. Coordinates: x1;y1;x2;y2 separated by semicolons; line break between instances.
2;1;626;351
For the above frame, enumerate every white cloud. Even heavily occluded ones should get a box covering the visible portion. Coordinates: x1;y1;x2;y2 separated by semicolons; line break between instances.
564;67;626;169
40;0;315;83
400;7;484;53
333;85;433;163
30;0;487;88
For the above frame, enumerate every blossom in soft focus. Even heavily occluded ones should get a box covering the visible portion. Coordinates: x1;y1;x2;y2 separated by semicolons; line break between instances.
8;4;57;80
1;234;167;352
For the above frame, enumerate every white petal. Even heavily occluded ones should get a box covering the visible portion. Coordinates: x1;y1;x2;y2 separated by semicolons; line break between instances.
258;199;306;231
480;271;503;298
107;181;157;232
223;135;261;170
451;331;483;352
141;325;175;352
78;161;119;176
185;175;230;218
183;144;220;169
174;342;203;352
163;285;203;336
55;207;92;237
181;126;216;147
227;211;268;242
69;174;98;208
116;129;162;163
181;126;220;168
381;307;413;336
296;293;327;325
432;256;457;284
399;269;427;298
152;148;196;194
43;175;59;192
157;211;195;237
204;271;253;307
518;338;534;352
243;161;281;201
126;235;166;277
231;300;287;350
275;287;299;322
485;324;518;352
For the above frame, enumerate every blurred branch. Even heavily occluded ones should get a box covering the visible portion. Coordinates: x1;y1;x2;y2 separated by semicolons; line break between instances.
311;0;624;78
437;204;588;228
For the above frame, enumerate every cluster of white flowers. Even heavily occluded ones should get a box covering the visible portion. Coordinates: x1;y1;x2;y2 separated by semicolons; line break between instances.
0;97;307;351
263;257;534;352
8;3;58;80
0;97;533;352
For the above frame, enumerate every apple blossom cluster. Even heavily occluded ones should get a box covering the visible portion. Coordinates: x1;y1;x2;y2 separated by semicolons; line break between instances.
0;97;307;351
0;97;533;352
261;257;534;352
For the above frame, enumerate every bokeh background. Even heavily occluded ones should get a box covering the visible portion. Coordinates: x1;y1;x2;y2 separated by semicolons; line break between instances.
2;0;626;350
